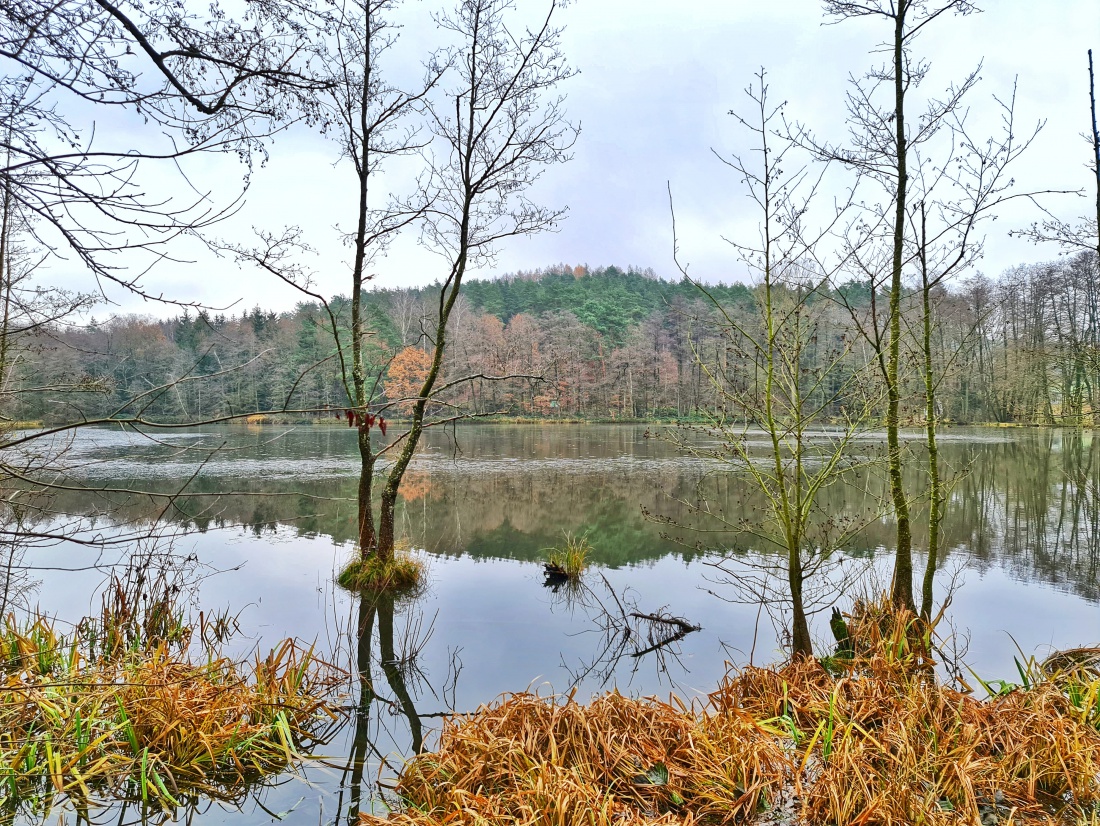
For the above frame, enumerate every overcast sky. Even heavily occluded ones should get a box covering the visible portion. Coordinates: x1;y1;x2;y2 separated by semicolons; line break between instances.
71;0;1100;317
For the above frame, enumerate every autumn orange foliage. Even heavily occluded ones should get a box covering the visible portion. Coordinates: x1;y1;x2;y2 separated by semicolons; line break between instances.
397;470;432;502
384;347;433;415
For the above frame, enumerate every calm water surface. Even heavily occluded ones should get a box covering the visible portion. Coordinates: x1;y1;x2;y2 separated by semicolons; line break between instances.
15;423;1100;825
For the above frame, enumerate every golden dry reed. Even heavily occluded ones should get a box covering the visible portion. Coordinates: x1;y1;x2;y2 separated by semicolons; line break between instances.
0;613;342;816
364;602;1100;826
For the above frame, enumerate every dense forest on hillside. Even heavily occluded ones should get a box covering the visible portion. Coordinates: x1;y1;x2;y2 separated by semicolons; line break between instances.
9;254;1099;426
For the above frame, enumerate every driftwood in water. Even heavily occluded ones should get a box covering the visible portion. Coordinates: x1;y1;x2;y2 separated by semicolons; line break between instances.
629;611;700;635
628;611;702;658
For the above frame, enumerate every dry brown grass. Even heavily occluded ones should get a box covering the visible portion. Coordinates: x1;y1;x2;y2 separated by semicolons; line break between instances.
364;690;786;825
0;614;343;815
363;599;1100;826
717;658;1100;824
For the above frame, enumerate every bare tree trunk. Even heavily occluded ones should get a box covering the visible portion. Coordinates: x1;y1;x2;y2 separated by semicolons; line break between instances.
887;5;915;612
1090;50;1100;262
919;206;942;621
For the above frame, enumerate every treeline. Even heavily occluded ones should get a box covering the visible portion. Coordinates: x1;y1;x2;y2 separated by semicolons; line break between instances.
10;254;1100;425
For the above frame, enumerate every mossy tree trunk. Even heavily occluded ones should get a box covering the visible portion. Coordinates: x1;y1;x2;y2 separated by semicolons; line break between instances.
821;0;993;614
919;205;942;622
886;3;915;613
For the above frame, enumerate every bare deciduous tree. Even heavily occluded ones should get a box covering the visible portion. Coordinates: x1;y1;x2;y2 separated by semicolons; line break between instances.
796;0;1044;613
370;0;578;560
228;0;576;570
1;0;328;300
667;73;879;658
1011;49;1100;263
0;0;341;600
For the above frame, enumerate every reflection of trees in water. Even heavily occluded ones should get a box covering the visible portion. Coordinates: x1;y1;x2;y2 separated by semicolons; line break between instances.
992;431;1100;601
920;430;1100;602
40;428;1100;601
0;515;37;616
338;591;461;824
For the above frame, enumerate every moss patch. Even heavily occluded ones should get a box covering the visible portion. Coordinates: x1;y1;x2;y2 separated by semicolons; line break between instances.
336;553;425;593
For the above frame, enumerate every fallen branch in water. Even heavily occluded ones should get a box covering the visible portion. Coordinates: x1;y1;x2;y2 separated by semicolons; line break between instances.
629;611;701;634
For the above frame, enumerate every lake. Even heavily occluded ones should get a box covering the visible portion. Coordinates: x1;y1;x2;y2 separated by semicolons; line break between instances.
10;423;1100;824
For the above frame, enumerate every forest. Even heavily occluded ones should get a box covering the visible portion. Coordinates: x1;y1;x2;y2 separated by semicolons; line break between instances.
12;252;1100;426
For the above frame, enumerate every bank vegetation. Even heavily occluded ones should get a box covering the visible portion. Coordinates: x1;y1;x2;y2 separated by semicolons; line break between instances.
363;602;1100;826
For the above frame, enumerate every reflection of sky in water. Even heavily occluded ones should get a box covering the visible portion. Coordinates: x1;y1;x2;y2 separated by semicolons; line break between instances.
32;523;1095;702
25;519;1100;826
13;424;1100;825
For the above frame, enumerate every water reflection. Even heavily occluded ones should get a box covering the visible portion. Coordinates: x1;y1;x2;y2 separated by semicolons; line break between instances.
335;588;463;824
548;573;702;689
33;424;1100;602
9;420;1100;826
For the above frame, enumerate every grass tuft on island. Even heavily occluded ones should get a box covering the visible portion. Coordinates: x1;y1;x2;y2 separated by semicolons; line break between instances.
337;552;425;593
544;532;592;580
363;601;1100;826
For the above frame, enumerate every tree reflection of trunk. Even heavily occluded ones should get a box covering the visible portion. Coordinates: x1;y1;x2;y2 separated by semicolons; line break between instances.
345;595;377;824
377;592;423;754
343;592;423;825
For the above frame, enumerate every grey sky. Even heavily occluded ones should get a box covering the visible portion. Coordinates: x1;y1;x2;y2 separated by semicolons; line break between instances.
70;0;1100;316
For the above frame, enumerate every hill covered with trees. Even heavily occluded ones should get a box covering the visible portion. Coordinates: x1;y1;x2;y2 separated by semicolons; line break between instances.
10;255;1100;426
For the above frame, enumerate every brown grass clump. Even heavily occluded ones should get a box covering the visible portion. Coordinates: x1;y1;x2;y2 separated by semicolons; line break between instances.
780;670;1100;824
0;611;343;816
365;599;1100;826
364;691;787;826
711;600;1100;825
